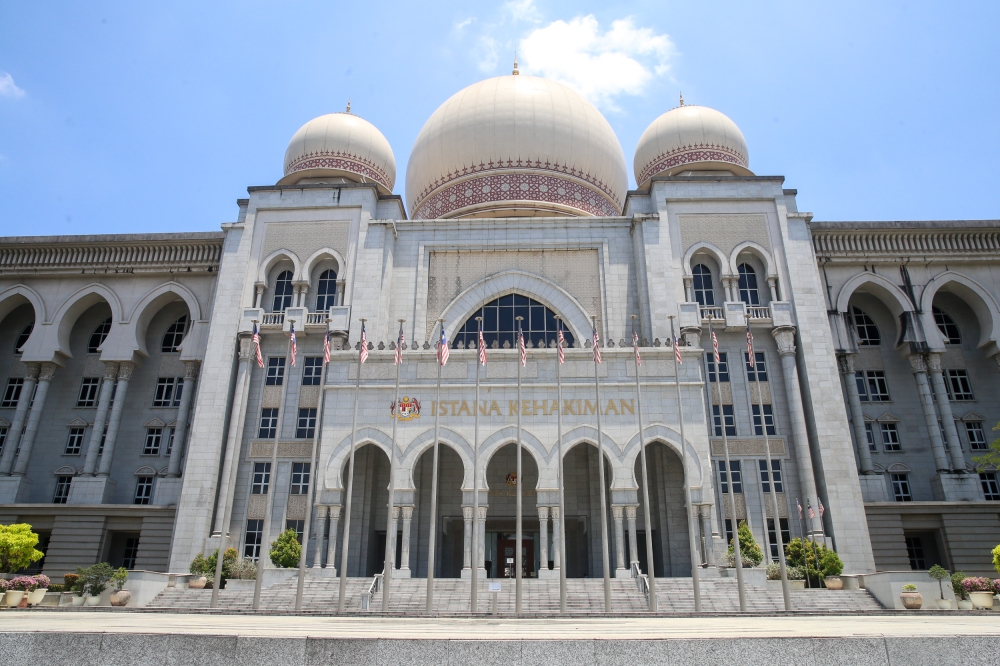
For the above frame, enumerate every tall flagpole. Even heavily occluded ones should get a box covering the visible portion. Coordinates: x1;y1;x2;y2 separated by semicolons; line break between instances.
591;316;612;613
515;317;524;615
555;316;567;614
471;317;484;613
338;319;367;612
630;316;657;612
426;319;446;612
382;319;405;612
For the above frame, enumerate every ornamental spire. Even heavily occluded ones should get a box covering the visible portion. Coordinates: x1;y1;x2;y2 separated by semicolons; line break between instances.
679;92;684;106
346;99;351;113
513;51;519;75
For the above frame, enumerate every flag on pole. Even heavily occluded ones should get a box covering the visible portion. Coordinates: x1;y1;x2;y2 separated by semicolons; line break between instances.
359;323;369;364
797;498;803;519
394;324;404;365
557;324;565;364
807;498;815;520
323;330;332;364
592;325;602;364
711;328;721;364
478;325;488;365
819;498;825;517
289;322;297;366
672;335;683;365
632;329;641;367
518;327;526;367
437;323;449;366
746;323;755;363
252;323;264;368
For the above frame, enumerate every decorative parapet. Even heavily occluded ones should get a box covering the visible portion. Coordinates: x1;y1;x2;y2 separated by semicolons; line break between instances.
811;222;1000;261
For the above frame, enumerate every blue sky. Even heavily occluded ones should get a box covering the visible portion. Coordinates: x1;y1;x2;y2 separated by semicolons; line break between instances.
0;1;997;236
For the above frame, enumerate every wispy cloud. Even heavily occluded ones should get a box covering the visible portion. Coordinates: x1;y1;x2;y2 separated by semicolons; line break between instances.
0;72;25;99
454;17;475;31
504;0;541;23
475;36;500;73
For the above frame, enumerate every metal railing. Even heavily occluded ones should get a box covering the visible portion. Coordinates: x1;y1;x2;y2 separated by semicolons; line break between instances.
260;312;285;326
630;561;649;599
700;306;724;320
361;570;383;610
747;305;771;320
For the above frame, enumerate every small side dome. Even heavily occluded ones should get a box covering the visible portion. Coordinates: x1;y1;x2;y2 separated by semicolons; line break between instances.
279;111;396;194
633;102;751;189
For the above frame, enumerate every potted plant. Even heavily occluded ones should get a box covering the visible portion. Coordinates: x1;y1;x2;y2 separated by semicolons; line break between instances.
188;553;209;589
726;521;764;568
78;563;114;606
8;576;37;608
962;576;994;609
109;567;130;607
785;538;844;588
952;571;973;610
224;557;258;591
900;583;923;609
0;578;18;608
26;574;49;606
0;524;44;581
65;572;87;607
928;565;952;609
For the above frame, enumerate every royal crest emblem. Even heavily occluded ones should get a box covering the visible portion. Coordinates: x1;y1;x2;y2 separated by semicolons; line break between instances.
391;396;421;421
505;472;517;487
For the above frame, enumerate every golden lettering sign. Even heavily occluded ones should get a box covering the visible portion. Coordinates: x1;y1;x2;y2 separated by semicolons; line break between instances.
425;399;635;418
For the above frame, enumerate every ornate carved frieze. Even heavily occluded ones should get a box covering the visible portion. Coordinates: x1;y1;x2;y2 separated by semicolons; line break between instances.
711;439;787;456
812;225;1000;261
0;234;223;274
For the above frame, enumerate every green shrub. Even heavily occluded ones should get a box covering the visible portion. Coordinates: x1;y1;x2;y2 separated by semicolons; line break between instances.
928;564;949;599
77;563;114;596
951;571;967;597
784;538;843;586
270;529;302;568
111;567;128;591
228;557;258;580
48;583;65;593
992;544;1000;575
189;553;210;576
902;583;918;592
727;520;764;568
0;524;45;573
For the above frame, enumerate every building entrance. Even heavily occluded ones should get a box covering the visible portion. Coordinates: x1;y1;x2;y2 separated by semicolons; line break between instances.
496;535;534;578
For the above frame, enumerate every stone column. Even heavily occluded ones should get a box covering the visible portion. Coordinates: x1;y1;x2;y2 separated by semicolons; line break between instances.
767;277;779;301
81;362;118;475
462;505;473;574
11;363;57;476
167;361;199;477
683;277;694;302
625;505;639;568
326;505;341;576
390;506;399;570
699;504;716;566
400;506;413;574
722;277;735;302
477;505;488;572
253;283;265;309
336;279;346;307
97;362;135;476
909;354;951;472
211;336;253;535
551;505;561;573
927;354;966;471
312;505;328;569
837;353;874;474
0;363;39;475
612;505;626;576
538;505;549;572
772;328;823;535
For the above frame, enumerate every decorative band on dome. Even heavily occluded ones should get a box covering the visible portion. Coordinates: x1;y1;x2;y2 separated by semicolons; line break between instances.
285;149;393;191
636;144;748;185
412;171;620;219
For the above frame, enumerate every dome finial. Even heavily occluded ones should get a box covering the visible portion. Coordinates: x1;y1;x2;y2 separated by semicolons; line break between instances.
512;51;519;76
346;99;351;113
679;92;684;106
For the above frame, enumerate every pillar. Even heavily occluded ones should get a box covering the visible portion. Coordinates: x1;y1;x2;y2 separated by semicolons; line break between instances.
477;505;487;572
400;506;413;574
612;505;626;576
0;363;39;475
767;276;779;301
699;504;715;566
683;277;694;302
837;353;875;474
909;354;951;472
211;336;252;535
326;505;341;576
462;505;473;574
551;505;561;572
96;362;135;476
167;360;199;477
336;279;346;307
390;506;399;570
927;353;966;471
538;505;549;572
312;505;327;569
80;362;118;475
625;505;638;568
253;283;265;309
11;362;57;476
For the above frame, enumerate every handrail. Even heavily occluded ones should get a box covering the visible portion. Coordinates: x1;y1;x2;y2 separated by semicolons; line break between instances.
747;305;771;320
260;313;285;326
305;312;327;325
700;306;724;320
362;570;384;610
630;561;649;598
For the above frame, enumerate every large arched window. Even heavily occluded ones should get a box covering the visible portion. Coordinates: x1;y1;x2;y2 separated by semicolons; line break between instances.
316;269;337;311
737;263;760;305
88;317;112;353
933;306;961;344
692;264;715;306
272;271;294;312
15;323;32;353
454;294;575;349
161;315;188;353
850;306;880;346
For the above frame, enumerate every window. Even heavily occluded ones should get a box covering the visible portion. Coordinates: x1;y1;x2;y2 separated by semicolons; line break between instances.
905;536;926;569
53;476;72;504
65;428;85;455
0;427;7;456
707;352;729;382
752;404;776;436
865;422;877;452
244;520;264;559
980;472;1000;501
744;352;768;382
766;518;791;561
77;377;100;407
265;358;285;386
143;428;162;455
296;408;316;438
88;317;112;353
717;460;742;493
258;408;279;439
272;270;294;312
712;405;736;437
737;263;760;305
316;269;338;311
134;477;153;505
850;307;880;346
285;519;305;543
723;519;735;545
967;422;988;450
759;459;783;493
15;323;32;353
454;294;575;350
99;426;107;456
302;357;323;386
880;422;901;451
856;370;890;402
891;473;912;501
251;462;271;494
122;537;139;570
161;315;188;353
933;306;961;344
165;429;175;456
290;462;311;495
945;369;974;401
152;377;184;407
2;378;23;407
692;264;715;306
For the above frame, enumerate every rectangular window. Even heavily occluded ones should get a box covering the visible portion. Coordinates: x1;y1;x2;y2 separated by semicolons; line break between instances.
258;408;279;439
244;519;264;560
134;476;153;505
707;353;730;383
723;518;734;545
751;404;776;436
296;408;317;439
881;422;901;451
759;459;783;493
65;428;85;455
122;537;139;570
251;462;271;495
980;472;1000;501
290;462;311;495
744;352;768;382
302;357;324;386
1;378;23;408
765;518;791;561
165;429;175;456
77;377;100;407
265;357;285;386
53;476;72;504
945;369;974;401
285;519;305;543
99;426;107;456
717;459;742;494
712;404;736;437
856;370;890;402
967;422;988;450
865;422;877;452
143;428;162;455
891;473;911;501
152;377;183;407
0;426;7;457
905;536;926;569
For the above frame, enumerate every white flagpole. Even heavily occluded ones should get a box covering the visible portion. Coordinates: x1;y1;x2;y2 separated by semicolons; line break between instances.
515;317;524;615
555;316;567;614
338;319;366;612
426;319;445;612
591;316;612;613
382;319;405;612
471;317;483;613
630;316;657;612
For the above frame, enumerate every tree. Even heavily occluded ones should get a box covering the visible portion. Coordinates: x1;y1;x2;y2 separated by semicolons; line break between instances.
972;422;1000;470
270;529;302;568
728;520;764;567
785;537;843;586
0;524;45;574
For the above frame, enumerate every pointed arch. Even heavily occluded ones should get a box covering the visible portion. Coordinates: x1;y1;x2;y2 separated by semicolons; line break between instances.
302;247;347;284
0;285;45;325
729;241;777;278
51;284;123;359
835;272;912;345
400;427;473;489
478;426;549;488
920;271;1000;350
256;249;302;285
682;242;729;278
324;427;393;492
127;282;202;358
620;422;705;489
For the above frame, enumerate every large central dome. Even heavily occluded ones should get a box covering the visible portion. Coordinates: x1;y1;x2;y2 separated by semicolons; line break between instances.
406;74;627;219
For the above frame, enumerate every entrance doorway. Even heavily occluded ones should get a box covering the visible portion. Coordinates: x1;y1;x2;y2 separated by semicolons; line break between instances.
496;535;534;578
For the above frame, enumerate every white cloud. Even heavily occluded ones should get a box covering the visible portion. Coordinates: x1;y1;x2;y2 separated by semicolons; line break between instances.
454;17;475;31
0;72;25;99
504;0;541;23
519;16;674;110
475;35;500;73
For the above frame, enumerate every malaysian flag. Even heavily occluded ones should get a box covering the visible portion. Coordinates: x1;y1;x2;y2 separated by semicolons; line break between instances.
672;335;683;365
518;326;526;367
323;330;332;364
359;322;369;364
252;323;264;368
289;322;297;366
746;323;754;362
807;498;815;520
592;325;602;364
819;498;825;517
437;323;449;366
711;327;721;364
394;324;404;365
797;498;803;519
557;324;565;364
478;325;487;365
632;329;641;367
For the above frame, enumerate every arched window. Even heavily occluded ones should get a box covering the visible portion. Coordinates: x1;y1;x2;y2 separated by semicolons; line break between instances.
454;294;575;349
272;271;294;312
14;323;32;353
89;317;112;353
692;264;715;306
851;306;880;346
933;306;961;344
737;264;760;305
316;269;337;311
161;315;188;353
